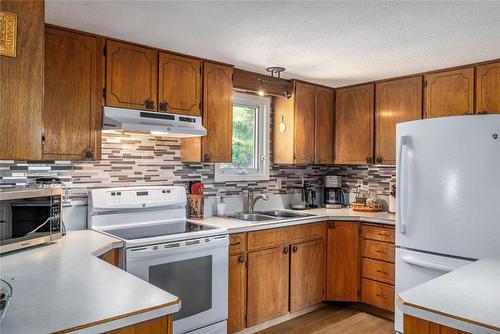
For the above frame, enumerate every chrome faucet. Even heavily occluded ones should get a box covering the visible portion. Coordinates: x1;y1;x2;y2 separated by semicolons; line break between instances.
247;189;269;213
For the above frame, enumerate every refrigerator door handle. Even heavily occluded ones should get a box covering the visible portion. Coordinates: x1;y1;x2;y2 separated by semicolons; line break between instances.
397;136;409;234
401;255;457;273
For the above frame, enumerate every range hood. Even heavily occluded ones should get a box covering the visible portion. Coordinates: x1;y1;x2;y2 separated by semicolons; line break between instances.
103;107;207;138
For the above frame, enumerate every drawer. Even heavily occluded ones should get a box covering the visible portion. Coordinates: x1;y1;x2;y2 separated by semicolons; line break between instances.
247;222;325;251
361;279;395;312
229;233;247;255
361;224;395;243
362;239;395;263
362;258;395;284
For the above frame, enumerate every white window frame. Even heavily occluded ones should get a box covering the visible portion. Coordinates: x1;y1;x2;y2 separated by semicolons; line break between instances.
214;92;270;182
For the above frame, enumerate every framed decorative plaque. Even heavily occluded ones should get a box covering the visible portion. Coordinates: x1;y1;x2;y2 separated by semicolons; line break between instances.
0;11;17;57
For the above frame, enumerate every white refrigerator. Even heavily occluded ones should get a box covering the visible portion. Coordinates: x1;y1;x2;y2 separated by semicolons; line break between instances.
395;116;500;333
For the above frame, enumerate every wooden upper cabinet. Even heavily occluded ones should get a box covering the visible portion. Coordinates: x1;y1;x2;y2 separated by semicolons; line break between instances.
294;82;317;164
290;239;326;312
375;77;422;164
247;246;289;327
476;62;500;114
201;62;233;163
326;221;360;302
105;40;158;111
315;86;335;164
335;84;374;164
228;254;247;333
273;82;334;164
43;27;101;160
158;53;201;115
424;67;474;118
0;0;44;160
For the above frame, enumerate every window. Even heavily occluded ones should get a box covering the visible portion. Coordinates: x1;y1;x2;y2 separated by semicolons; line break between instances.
214;93;270;181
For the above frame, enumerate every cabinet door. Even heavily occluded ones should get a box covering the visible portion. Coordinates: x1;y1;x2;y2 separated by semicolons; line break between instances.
375;77;422;164
315;87;335;164
43;28;101;160
424;68;474;118
247;246;289;327
158;53;201;115
326;221;360;301
476;62;500;114
334;84;374;164
105;40;158;111
293;82;317;164
202;62;233;163
290;239;326;312
0;0;44;160
228;254;247;333
404;315;470;334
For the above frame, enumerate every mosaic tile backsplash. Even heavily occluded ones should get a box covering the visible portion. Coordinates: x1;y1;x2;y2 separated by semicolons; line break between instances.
0;131;395;207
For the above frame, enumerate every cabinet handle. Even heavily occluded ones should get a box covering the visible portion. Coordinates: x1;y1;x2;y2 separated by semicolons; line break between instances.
283;246;289;255
309;156;314;163
238;255;246;263
478;110;489;115
328;222;336;229
463;111;473;115
82;147;96;160
203;154;212;162
376;270;389;275
376;249;389;254
377;232;389;237
144;99;155;110
376;293;389;299
292;245;298;253
316;156;320;164
230;241;241;246
159;101;169;112
376;157;383;164
366;157;373;164
41;133;46;145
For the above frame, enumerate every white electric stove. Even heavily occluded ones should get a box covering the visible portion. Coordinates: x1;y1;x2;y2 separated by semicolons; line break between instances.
88;186;228;334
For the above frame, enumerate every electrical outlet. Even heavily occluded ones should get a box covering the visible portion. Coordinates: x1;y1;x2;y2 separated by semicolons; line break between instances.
276;178;283;190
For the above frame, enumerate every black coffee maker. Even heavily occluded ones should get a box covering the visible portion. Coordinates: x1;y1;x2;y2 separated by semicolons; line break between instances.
324;176;346;209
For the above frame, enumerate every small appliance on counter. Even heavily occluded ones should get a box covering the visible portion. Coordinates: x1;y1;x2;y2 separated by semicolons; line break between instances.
291;180;318;210
0;188;63;254
323;176;347;209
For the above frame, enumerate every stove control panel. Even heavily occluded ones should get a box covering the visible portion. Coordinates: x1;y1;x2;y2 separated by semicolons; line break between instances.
90;186;187;209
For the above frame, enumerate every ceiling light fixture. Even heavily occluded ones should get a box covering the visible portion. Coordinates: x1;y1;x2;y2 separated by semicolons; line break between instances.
258;66;293;99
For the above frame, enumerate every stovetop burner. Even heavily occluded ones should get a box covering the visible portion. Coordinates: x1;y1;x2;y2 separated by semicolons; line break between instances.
103;220;216;241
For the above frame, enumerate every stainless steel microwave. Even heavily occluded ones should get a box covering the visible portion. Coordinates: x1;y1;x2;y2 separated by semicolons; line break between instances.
0;188;63;254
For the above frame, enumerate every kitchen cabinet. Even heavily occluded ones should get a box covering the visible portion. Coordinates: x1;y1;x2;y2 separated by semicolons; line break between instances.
0;0;44;160
105;40;158;111
476;61;500;114
290;238;326;312
181;62;233;163
43;27;101;160
247;246;290;326
375;77;422;164
424;68;474;118
334;84;374;164
361;279;394;312
158;52;201;115
326;221;360;301
104;315;173;334
228;254;247;333
273;81;334;164
404;315;469;334
99;248;122;268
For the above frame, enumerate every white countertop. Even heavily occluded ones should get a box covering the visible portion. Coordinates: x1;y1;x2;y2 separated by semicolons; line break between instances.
200;208;395;233
398;257;500;334
0;230;180;334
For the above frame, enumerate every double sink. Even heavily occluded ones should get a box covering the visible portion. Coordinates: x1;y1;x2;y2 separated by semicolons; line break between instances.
227;210;315;222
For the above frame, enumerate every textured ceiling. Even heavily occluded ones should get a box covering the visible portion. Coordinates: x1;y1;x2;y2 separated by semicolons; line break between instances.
45;1;500;87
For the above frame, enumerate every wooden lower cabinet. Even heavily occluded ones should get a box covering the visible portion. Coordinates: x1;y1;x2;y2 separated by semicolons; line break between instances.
326;221;360;301
100;248;122;268
290;239;326;312
247;246;290;327
404;315;469;334
228;254;247;333
361;279;394;312
105;315;172;334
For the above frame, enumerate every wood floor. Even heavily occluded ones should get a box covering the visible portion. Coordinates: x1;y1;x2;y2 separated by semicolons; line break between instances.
255;304;394;334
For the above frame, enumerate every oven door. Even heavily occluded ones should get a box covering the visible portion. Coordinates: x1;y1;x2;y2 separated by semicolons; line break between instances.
125;235;228;334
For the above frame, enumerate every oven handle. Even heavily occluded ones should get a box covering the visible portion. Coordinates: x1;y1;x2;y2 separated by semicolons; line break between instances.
126;235;228;260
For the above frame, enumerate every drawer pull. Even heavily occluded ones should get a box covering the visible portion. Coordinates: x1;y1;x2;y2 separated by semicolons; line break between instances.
376;249;389;254
376;270;389;275
377;232;389;237
230;241;241;246
376;293;389;299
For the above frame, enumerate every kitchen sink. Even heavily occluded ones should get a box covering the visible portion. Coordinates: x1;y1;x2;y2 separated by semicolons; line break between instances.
226;213;277;222
258;210;316;218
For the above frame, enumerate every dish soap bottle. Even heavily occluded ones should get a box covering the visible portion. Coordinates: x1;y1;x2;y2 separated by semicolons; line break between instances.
217;196;227;217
